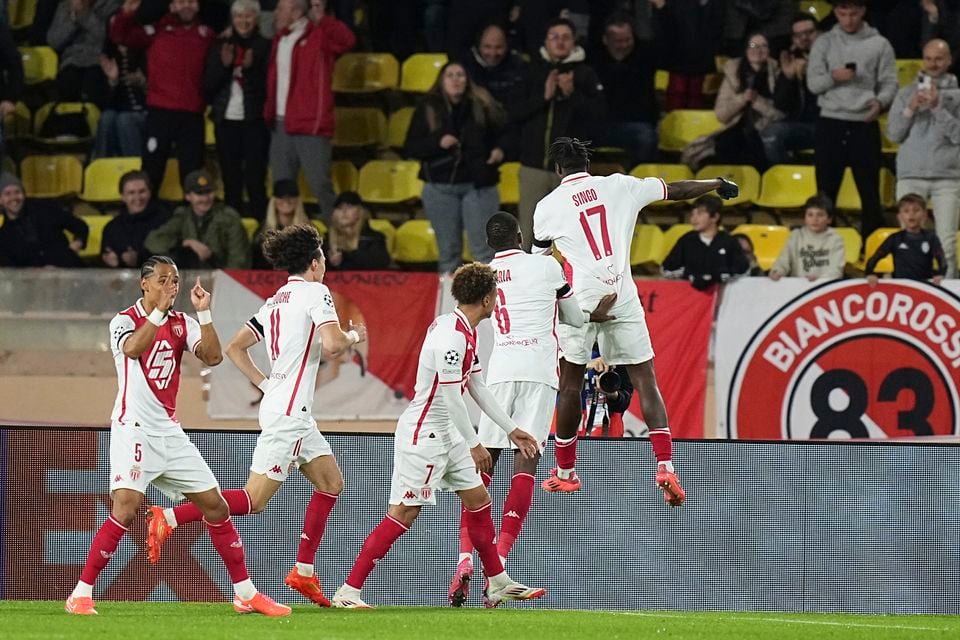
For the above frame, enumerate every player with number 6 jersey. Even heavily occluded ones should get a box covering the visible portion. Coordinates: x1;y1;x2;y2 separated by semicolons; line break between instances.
66;256;289;617
146;225;367;608
532;137;740;504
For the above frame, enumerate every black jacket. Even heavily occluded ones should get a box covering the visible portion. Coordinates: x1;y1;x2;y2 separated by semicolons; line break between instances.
101;202;170;266
404;93;505;187
593;45;658;124
0;200;88;267
0;21;23;104
865;229;947;280
662;230;750;290
509;51;605;170
773;68;818;123
325;224;391;271
653;0;723;75
204;30;271;123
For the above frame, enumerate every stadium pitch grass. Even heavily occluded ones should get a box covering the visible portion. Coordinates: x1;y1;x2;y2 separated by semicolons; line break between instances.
2;602;958;640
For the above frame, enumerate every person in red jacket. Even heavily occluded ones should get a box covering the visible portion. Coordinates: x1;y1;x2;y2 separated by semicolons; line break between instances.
110;0;214;195
265;0;355;219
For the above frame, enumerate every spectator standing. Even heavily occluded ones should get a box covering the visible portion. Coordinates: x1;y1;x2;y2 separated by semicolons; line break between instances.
769;195;846;280
807;0;897;242
324;191;391;271
251;178;310;269
763;12;821;165
887;38;960;278
511;18;604;250
110;0;214;194
205;0;271;220
652;0;724;111
47;0;119;104
866;193;946;284
264;0;355;220
592;14;658;166
0;172;88;267
661;195;750;290
94;38;147;158
144;169;250;268
0;21;24;163
100;170;169;267
405;61;506;274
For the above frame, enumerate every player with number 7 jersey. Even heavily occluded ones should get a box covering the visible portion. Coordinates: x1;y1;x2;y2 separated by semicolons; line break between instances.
532;137;739;504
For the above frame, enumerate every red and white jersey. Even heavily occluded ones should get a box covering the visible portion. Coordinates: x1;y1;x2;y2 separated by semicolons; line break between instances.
396;308;482;446
244;276;340;420
110;299;202;434
487;249;569;388
533;171;666;314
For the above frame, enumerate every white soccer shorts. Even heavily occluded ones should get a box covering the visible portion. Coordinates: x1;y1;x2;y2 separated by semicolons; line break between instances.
477;381;556;451
251;412;333;482
389;437;482;506
557;302;655;366
109;426;219;501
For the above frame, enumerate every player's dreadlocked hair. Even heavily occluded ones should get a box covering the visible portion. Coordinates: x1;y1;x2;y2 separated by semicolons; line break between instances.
139;255;176;294
262;223;324;274
486;211;521;250
451;262;497;305
548;137;591;173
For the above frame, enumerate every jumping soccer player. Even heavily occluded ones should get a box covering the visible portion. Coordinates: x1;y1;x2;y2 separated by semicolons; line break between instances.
332;263;545;609
532;137;739;504
147;224;367;607
66;256;289;617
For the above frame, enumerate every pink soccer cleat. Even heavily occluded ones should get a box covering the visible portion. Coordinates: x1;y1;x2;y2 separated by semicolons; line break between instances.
448;557;474;607
655;464;686;507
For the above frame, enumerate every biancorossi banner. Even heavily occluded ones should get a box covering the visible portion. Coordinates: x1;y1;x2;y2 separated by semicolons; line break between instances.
716;278;960;439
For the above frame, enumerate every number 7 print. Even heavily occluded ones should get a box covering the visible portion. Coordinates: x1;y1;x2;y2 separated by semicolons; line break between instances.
578;205;611;261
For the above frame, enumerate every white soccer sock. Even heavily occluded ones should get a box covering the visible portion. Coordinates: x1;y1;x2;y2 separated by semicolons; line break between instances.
339;584;361;598
163;508;177;528
499;555;506;568
296;562;314;577
487;571;512;590
234;579;257;601
556;468;575;480
71;581;93;599
659;461;675;472
458;552;472;563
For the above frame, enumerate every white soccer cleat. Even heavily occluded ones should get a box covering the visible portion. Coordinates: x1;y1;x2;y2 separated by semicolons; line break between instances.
332;584;373;609
485;580;546;607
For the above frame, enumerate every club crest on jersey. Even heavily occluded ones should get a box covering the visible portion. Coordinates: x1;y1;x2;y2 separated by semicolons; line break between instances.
173;324;184;338
420;487;432;500
129;465;141;481
444;350;461;366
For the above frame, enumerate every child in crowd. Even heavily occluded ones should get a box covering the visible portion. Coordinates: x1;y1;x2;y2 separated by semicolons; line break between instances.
865;193;946;285
662;195;749;290
769;195;845;281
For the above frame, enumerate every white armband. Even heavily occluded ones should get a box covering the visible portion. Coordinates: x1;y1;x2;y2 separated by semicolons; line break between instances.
147;308;166;327
347;329;360;345
197;310;213;325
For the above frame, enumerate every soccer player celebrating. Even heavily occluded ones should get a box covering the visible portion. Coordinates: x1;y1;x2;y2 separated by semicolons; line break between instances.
331;263;546;609
147;224;366;607
66;257;289;617
448;212;615;607
532;138;739;504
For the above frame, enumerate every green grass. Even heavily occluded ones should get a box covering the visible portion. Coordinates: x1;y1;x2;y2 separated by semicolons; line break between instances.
2;602;958;640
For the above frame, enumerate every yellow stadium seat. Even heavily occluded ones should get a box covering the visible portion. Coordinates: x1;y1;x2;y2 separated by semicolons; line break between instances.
333;107;387;148
19;46;57;84
9;0;38;30
332;53;400;93
732;224;790;271
755;164;817;209
631;163;692;207
498;161;520;206
896;59;923;86
387;107;415;149
655;69;668;92
395;219;439;263
400;53;447;93
332;161;359;194
864;227;899;274
3;102;30;139
696;164;760;207
311;219;329;236
879;113;899;154
205;111;215;146
836;167;897;210
241;217;259;241
834;226;863;265
657;110;723;152
81;157;142;202
368;218;397;257
798;0;833;21
20;155;83;198
660;223;693;263
33;102;100;140
159;158;183;201
73;214;112;259
358;160;422;204
294;171;317;204
630;224;664;267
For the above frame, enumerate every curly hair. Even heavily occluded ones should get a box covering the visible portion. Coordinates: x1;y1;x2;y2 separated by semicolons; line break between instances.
548;137;591;173
262;224;323;274
486;211;520;250
451;262;497;305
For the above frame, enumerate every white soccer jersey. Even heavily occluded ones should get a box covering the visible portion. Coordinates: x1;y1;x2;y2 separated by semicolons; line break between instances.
533;171;666;314
109;300;202;435
244;276;340;420
395;308;482;446
487;249;569;388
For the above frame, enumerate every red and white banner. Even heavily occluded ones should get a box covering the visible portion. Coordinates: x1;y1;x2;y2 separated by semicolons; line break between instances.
716;278;960;439
209;270;440;419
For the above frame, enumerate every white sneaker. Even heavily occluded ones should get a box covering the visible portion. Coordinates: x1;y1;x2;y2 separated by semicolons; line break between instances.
332;584;372;609
485;580;546;607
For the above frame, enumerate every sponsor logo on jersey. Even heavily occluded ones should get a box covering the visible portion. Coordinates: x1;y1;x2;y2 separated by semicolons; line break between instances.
270;465;284;475
403;490;416;500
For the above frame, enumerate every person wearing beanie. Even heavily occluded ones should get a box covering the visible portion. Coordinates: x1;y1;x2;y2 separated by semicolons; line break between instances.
251;178;311;269
324;191;390;271
0;171;89;267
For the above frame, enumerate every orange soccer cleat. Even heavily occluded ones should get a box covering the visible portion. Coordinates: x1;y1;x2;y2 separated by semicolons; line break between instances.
284;567;331;607
541;467;581;493
655;464;686;507
233;592;292;616
146;505;172;564
65;595;98;615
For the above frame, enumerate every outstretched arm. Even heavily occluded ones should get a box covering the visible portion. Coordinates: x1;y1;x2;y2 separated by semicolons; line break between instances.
665;178;738;201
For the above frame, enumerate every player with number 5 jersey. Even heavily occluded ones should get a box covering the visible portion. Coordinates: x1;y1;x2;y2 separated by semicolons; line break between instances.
146;225;367;608
532;137;740;504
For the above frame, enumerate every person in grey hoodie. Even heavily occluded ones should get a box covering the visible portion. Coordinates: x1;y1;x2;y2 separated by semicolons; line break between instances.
47;0;121;104
769;194;846;280
887;38;960;278
806;0;897;244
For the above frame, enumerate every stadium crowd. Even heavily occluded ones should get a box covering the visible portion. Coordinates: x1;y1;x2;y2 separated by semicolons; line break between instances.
0;0;957;282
